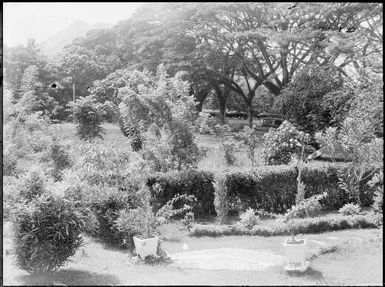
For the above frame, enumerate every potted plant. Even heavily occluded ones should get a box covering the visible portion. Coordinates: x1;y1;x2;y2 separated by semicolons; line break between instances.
115;186;196;261
282;143;309;272
282;205;309;272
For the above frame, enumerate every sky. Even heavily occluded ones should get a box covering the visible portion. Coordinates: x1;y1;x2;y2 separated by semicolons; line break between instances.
3;2;144;47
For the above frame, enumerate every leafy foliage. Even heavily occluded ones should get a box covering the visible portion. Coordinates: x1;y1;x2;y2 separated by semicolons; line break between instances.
239;208;259;229
3;146;18;176
74;142;145;186
368;170;383;214
39;137;73;181
214;124;240;166
339;203;361;216
146;170;215;216
17;168;47;202
238;125;260;167
13;192;95;273
274;65;344;135
315;104;383;206
190;213;382;237
262;121;314;165
68;96;105;141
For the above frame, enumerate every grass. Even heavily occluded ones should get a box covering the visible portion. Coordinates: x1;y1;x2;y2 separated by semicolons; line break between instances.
3;219;383;285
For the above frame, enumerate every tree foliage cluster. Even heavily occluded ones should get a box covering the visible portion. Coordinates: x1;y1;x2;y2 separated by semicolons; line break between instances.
4;3;382;130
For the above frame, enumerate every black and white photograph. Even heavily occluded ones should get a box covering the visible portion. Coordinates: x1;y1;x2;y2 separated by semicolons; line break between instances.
2;2;383;285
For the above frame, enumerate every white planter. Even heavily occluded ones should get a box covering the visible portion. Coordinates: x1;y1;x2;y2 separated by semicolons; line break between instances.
282;238;309;272
133;236;159;259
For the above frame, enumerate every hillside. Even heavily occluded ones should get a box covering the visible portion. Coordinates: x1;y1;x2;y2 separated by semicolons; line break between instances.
39;20;112;56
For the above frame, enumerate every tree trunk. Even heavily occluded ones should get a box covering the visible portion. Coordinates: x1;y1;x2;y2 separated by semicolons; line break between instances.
196;101;203;112
218;97;228;125
248;103;253;128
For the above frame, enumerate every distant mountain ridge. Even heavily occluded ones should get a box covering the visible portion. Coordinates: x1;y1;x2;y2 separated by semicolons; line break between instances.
39;20;112;56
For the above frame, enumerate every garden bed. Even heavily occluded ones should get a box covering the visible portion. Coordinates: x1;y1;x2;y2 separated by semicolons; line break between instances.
190;211;382;237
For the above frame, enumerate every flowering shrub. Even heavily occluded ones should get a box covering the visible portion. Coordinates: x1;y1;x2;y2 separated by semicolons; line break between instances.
262;121;314;165
239;208;259;229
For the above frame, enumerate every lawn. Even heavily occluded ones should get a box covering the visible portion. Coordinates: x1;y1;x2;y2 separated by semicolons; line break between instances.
3;219;383;286
13;121;331;173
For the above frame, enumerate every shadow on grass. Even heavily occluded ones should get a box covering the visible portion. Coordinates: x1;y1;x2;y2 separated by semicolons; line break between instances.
16;269;120;286
286;267;324;281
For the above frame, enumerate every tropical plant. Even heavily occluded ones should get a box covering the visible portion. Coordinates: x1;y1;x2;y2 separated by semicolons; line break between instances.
239;208;259;229
13;192;96;273
67;95;105;141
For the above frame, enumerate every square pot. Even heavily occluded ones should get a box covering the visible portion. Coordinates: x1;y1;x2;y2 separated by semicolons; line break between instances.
282;238;309;271
133;236;159;259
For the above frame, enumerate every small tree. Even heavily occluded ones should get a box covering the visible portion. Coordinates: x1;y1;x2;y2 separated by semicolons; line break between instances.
68;96;105;142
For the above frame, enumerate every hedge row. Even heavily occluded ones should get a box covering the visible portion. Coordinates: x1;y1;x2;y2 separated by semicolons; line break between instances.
146;170;215;216
189;213;382;237
145;164;379;216
226;164;377;213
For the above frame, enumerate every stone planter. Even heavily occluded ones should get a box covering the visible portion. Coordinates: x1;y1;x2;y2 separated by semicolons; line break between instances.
133;236;159;259
282;238;309;272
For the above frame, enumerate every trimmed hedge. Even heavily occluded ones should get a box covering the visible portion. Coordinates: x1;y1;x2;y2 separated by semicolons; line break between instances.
190;213;382;237
144;164;379;217
146;170;215;216
226;163;377;214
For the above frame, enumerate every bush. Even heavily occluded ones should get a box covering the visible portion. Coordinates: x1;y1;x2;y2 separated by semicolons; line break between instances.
3;146;18;176
68;96;105;141
262;120;314;165
75;143;145;187
225;163;376;214
368;170;383;214
40;137;72;181
213;173;229;224
214;124;239;166
3;176;21;220
13;192;95;273
239;208;259;229
84;184;141;247
17;168;47;202
339;203;361;216
286;193;327;219
146;170;215;216
190;213;382;237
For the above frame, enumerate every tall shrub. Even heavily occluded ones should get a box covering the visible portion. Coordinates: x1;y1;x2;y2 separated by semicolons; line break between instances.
262;120;314;165
13;192;95;273
68;96;105;141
